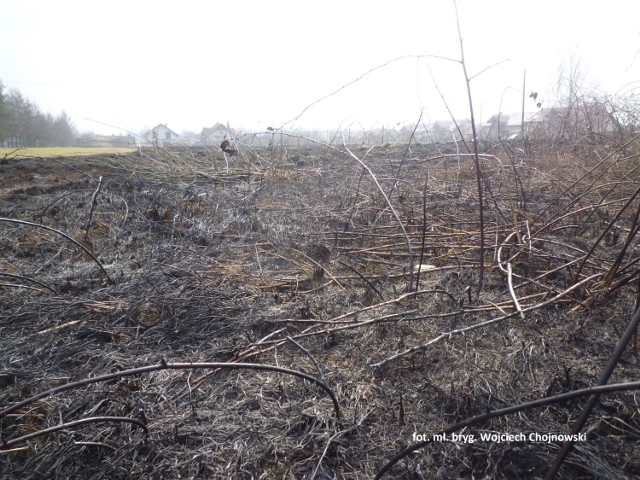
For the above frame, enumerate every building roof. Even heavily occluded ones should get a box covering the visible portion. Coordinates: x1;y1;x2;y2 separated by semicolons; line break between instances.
201;123;235;139
503;112;541;126
148;124;179;137
485;114;510;125
431;120;453;130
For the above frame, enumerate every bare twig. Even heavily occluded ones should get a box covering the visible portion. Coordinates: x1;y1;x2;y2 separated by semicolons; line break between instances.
370;273;601;368
0;361;341;420
0;271;56;293
84;175;103;240
0;217;111;283
286;336;325;380
1;416;149;450
453;0;485;296
506;262;525;320
283;55;457;129
338;260;384;300
343;142;415;291
375;378;640;479
545;303;640;478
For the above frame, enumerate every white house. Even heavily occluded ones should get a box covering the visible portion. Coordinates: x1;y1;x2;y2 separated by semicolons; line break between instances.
144;124;180;147
200;122;235;145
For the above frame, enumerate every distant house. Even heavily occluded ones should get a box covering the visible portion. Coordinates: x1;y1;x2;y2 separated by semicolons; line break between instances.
523;105;620;143
429;120;454;143
423;119;472;143
479;114;511;142
144;124;179;147
502;112;542;139
454;119;473;141
395;118;472;144
477;112;544;142
201;122;235;145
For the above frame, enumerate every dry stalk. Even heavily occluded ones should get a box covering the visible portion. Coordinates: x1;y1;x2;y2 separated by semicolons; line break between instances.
545;303;640;478
375;378;640;479
1;416;149;450
0;361;341;420
0;217;111;282
84;175;103;240
343;142;415;291
370;273;601;368
454;0;486;295
506;262;525;320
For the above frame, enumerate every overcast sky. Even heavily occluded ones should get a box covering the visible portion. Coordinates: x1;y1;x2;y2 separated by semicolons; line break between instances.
1;0;639;135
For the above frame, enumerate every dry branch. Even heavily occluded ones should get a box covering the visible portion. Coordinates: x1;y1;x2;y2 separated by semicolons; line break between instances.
0;217;111;282
370;273;601;368
1;416;149;450
375;378;640;479
0;361;341;421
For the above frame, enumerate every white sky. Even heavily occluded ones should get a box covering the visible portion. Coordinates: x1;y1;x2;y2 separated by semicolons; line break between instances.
1;0;639;135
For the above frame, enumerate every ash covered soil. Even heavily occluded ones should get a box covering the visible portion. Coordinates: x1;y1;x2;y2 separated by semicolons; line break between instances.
1;145;640;479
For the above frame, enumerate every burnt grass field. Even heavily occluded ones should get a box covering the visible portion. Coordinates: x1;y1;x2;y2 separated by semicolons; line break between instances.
2;140;640;479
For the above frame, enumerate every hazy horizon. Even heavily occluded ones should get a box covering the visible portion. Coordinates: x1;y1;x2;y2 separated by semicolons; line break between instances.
2;0;639;136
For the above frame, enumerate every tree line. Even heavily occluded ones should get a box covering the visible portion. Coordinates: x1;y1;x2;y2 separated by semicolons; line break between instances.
0;80;77;148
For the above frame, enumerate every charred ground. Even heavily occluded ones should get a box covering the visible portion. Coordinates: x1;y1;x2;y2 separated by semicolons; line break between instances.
1;142;640;479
